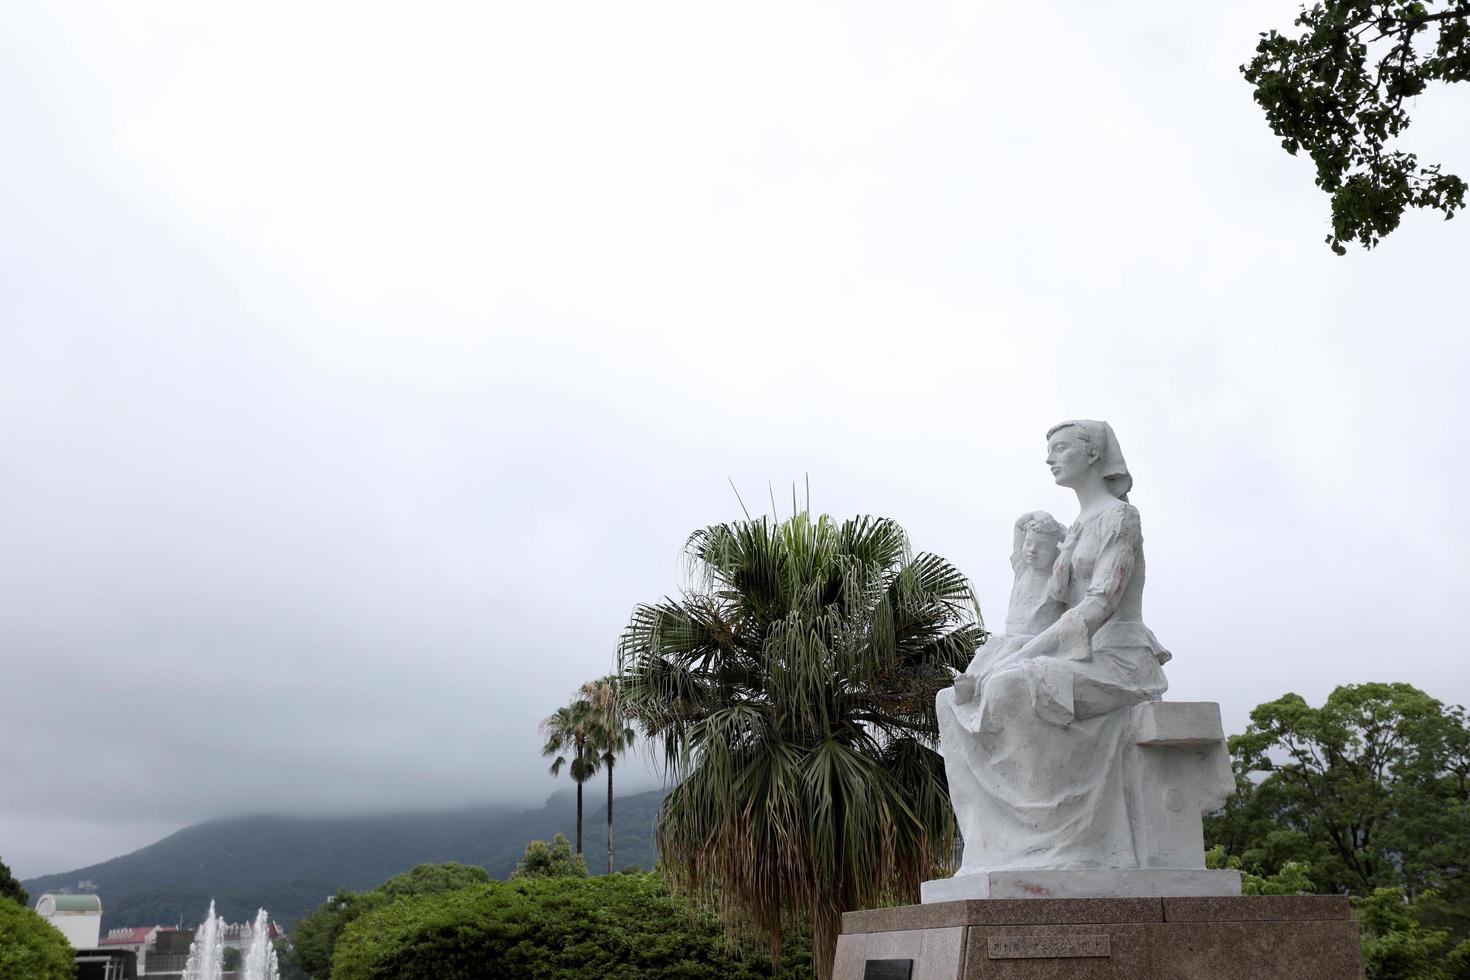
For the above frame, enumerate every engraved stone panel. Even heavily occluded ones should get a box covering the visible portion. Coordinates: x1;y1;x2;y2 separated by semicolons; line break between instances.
986;934;1111;959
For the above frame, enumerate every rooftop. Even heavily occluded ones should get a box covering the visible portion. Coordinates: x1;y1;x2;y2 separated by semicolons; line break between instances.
38;894;102;913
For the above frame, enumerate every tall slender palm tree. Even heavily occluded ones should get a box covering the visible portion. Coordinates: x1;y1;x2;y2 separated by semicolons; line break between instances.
540;698;600;856
619;512;984;980
580;675;638;874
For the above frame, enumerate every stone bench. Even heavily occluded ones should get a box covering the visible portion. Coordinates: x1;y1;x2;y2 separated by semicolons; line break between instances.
1125;700;1235;870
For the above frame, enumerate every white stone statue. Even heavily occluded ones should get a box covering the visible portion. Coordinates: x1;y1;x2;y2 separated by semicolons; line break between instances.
951;510;1067;708
928;420;1237;901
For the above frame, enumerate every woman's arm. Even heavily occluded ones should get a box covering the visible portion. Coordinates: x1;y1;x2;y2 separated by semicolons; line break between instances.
1012;506;1138;659
1069;505;1139;634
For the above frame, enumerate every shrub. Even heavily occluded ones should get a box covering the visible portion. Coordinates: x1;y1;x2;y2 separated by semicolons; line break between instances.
285;863;489;978
512;835;587;879
0;898;75;980
285;889;387;979
377;862;491;897
331;872;812;980
0;860;26;908
1204;845;1315;896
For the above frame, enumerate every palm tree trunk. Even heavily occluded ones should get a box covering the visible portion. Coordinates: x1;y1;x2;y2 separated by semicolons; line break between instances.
575;780;583;855
606;755;614;874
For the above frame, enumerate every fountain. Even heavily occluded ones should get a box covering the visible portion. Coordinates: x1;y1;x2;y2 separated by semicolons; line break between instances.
242;907;281;980
182;901;223;980
182;902;280;980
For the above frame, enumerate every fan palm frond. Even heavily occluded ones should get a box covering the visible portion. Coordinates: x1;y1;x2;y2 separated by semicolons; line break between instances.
619;511;985;979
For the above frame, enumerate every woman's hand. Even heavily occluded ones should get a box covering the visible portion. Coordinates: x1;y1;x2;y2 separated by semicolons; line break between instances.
1014;630;1056;662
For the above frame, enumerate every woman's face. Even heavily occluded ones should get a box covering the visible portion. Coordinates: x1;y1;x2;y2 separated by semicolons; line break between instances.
1046;427;1096;488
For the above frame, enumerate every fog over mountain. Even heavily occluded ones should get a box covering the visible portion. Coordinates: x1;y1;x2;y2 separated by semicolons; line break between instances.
19;789;663;930
4;1;1468;880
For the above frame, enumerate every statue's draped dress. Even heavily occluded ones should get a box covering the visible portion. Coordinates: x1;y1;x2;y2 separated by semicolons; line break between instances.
937;502;1170;871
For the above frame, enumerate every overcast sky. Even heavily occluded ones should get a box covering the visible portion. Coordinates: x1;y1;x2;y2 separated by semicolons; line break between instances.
3;1;1468;880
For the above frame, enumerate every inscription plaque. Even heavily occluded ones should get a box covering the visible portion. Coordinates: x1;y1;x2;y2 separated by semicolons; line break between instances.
862;959;913;980
987;935;1111;959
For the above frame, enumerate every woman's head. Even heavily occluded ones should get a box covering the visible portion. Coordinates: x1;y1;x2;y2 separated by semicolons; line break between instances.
1045;420;1132;500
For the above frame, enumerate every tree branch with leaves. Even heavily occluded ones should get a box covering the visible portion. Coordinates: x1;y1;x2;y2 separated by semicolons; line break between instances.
1244;1;1470;252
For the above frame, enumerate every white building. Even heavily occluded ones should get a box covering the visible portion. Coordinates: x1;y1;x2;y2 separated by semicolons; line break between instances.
35;892;102;948
100;916;284;975
99;925;170;973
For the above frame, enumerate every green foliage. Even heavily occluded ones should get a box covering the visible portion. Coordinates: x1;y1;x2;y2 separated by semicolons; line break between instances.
376;862;491;898
1355;887;1470;980
285;889;388;980
1244;1;1470;253
330;872;812;980
283;863;491;979
541;698;602;856
1205;845;1315;895
1207;682;1470;972
579;675;639;874
513;835;589;879
619;512;984;978
0;859;26;908
223;946;242;971
1208;682;1470;910
275;937;310;980
0;898;75;980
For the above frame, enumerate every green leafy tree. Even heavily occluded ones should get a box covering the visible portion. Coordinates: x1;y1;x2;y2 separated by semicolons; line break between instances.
1205;844;1316;895
580;675;639;874
0;898;75;980
284;889;388;980
0;859;26;908
618;512;984;979
541;698;601;856
513;834;589;879
1209;682;1470;909
274;937;309;980
330;872;812;980
1244;0;1470;253
1355;887;1470;980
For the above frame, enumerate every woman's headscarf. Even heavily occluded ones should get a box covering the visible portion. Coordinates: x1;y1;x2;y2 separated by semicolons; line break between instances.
1046;419;1131;500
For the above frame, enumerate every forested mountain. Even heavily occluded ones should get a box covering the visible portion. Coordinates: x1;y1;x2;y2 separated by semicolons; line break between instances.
20;789;663;932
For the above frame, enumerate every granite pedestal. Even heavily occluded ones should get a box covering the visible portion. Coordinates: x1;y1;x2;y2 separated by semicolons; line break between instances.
832;896;1363;979
920;868;1242;903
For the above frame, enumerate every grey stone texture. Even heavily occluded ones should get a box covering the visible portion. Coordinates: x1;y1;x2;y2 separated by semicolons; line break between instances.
920;868;1242;903
833;896;1363;979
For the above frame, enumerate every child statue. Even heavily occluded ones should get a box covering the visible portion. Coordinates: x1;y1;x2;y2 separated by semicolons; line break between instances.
952;510;1067;704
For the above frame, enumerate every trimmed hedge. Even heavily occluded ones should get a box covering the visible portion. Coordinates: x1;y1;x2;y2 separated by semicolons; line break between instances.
287;862;491;978
331;872;811;980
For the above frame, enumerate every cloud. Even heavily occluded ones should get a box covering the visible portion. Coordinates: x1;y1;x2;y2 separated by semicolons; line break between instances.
3;1;1468;879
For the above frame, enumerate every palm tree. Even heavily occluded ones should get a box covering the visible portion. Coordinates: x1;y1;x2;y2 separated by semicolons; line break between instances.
540;698;600;856
618;512;984;979
579;675;638;874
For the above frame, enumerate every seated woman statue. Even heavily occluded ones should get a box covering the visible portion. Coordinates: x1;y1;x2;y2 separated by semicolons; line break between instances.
937;420;1171;873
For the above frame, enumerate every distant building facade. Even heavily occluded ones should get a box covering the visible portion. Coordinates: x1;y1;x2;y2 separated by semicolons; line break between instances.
98;926;173;974
100;916;283;978
35;892;102;947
